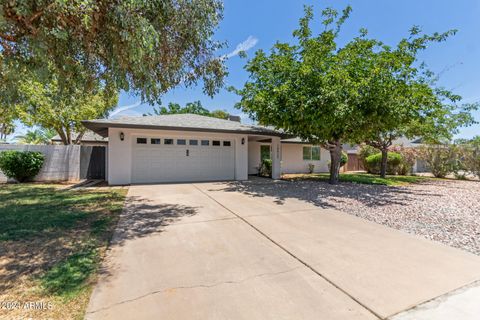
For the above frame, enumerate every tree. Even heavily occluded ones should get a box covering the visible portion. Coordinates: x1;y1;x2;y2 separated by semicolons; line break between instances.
0;0;226;105
233;6;382;184
15;127;56;145
209;109;230;120
233;5;477;183
15;73;118;145
144;101;229;119
458;136;480;179
417;144;460;178
0;104;16;141
358;28;477;178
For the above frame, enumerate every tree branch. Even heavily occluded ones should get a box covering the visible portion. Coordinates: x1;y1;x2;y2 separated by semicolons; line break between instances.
0;32;18;42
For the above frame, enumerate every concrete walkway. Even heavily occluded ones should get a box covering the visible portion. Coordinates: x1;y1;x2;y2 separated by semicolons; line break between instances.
86;181;480;320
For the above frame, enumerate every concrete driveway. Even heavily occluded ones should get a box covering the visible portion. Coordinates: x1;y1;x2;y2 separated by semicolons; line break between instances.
86;180;480;320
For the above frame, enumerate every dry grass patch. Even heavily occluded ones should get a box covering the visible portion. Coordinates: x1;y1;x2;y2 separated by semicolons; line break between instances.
0;184;127;319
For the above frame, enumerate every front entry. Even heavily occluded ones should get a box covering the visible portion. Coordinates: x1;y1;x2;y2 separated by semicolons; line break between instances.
260;144;271;161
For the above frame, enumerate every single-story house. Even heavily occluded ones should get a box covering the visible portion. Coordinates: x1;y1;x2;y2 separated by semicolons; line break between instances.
82;114;336;185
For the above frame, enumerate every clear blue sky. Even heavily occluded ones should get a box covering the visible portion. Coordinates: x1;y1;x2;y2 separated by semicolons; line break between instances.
16;0;480;139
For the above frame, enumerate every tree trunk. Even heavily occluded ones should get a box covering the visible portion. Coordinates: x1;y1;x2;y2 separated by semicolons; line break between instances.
380;148;388;178
328;140;342;184
74;132;85;145
57;129;68;145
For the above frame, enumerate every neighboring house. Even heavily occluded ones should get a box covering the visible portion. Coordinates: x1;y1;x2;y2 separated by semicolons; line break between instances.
83;114;288;185
51;131;108;146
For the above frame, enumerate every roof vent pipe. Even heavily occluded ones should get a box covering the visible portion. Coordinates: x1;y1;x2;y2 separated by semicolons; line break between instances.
228;115;241;122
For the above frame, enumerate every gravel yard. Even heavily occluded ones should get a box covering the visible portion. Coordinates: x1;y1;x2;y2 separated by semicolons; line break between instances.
232;178;480;255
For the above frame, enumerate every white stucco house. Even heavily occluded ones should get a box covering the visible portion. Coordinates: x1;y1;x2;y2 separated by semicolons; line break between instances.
82;114;333;185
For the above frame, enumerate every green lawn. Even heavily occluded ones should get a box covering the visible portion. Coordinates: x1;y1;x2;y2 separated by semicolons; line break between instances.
283;172;430;186
0;183;127;320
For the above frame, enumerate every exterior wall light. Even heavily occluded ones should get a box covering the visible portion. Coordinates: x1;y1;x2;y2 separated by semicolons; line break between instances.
120;132;125;141
241;137;245;145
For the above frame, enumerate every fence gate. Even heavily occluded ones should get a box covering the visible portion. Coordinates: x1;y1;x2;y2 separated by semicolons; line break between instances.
80;146;106;179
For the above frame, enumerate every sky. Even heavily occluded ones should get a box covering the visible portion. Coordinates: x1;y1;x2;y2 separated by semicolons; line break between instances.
13;0;480;139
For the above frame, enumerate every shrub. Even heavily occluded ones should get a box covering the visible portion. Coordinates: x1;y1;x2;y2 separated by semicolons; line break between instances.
390;145;417;175
417;144;458;178
340;152;348;167
467;149;480;179
359;145;377;163
458;144;480;179
258;159;272;177
0;150;45;182
364;152;403;175
308;163;315;173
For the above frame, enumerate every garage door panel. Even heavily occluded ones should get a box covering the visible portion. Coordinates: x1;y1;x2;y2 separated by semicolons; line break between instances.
132;138;235;183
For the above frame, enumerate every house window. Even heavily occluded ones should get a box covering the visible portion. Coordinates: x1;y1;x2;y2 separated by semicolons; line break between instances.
312;146;320;160
151;138;161;144
201;140;209;146
223;141;231;147
177;139;186;145
189;139;198;146
137;138;147;144
260;145;271;161
164;139;174;145
303;146;321;160
212;140;221;146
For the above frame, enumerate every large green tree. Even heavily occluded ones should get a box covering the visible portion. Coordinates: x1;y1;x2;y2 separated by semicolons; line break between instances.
0;0;226;104
233;6;379;184
144;101;229;119
358;29;477;178
234;5;477;183
15;73;118;145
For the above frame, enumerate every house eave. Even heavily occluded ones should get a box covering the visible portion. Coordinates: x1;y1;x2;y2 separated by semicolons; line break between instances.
82;121;290;138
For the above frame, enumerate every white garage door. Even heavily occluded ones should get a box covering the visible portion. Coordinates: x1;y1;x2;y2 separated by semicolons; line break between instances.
132;136;235;183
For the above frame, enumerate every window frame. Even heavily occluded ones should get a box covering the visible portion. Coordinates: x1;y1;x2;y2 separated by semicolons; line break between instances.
136;137;147;144
177;139;186;145
223;141;231;147
212;140;221;146
189;139;198;146
201;140;210;146
150;138;161;145
303;146;321;161
311;146;321;160
164;138;174;145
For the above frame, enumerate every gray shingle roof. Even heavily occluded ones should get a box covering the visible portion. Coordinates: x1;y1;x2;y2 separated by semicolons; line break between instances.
51;130;108;143
82;114;287;137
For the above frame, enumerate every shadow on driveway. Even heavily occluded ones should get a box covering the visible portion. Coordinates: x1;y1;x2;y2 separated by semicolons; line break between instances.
111;195;199;245
211;178;442;209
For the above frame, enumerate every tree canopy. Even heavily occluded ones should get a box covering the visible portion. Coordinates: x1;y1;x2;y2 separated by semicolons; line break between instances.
355;29;477;177
0;0;226;104
233;6;376;183
14;127;56;144
14;71;118;145
233;5;477;183
144;101;229;119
